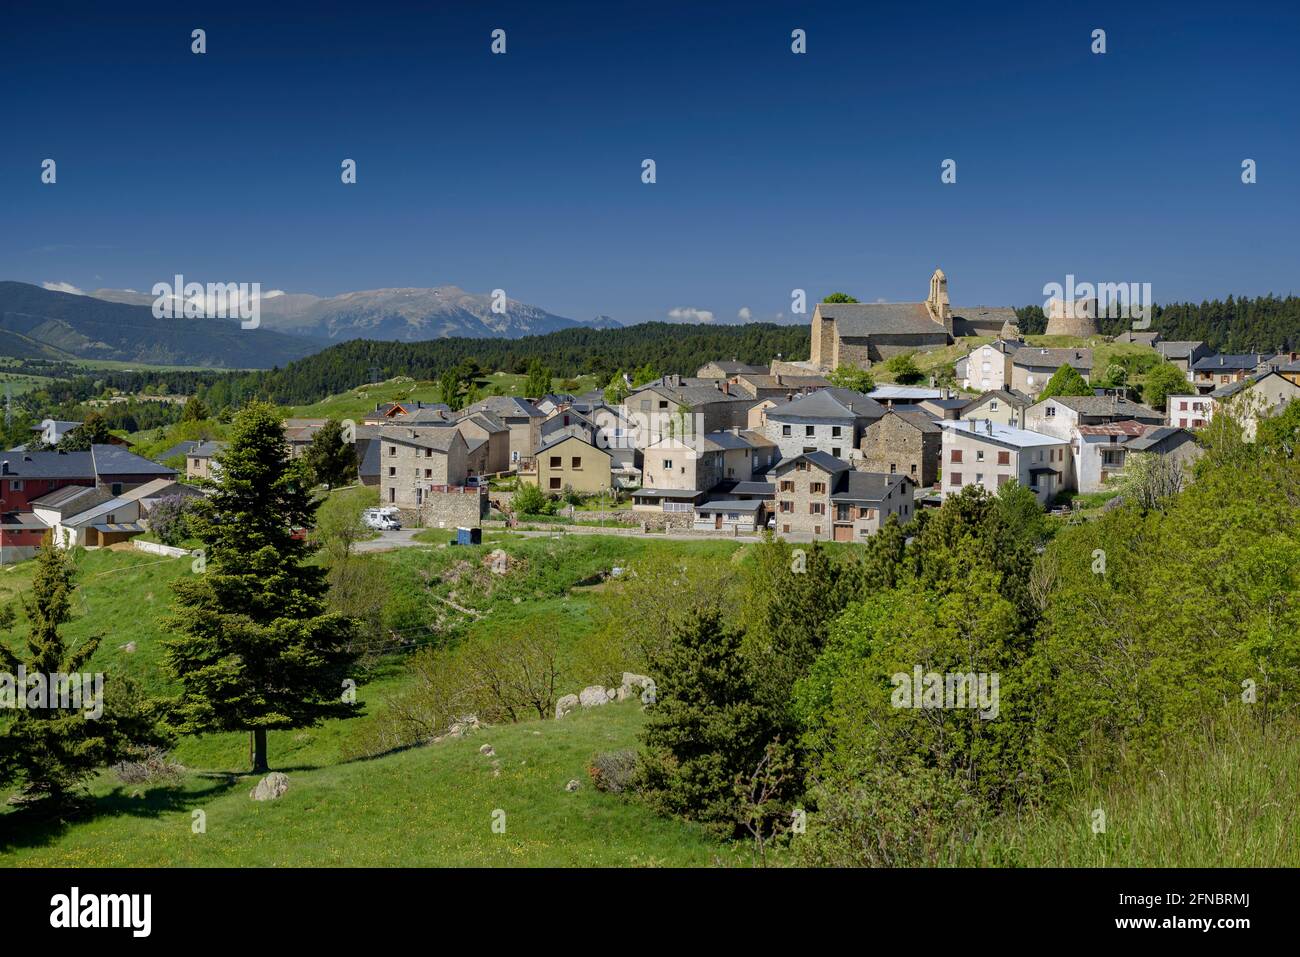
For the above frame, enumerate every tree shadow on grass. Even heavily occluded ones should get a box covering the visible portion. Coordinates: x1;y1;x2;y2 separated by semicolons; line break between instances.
0;771;242;856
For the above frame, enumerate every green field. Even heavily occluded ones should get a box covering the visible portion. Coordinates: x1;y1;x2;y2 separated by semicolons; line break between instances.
290;372;601;420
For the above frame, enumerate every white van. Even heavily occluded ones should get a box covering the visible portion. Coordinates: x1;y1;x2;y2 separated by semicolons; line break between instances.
362;507;402;531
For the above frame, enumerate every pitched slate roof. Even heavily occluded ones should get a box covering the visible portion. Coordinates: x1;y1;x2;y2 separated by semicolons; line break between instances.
1210;369;1298;399
775;450;852;474
831;471;909;503
1012;347;1094;370
1126;427;1196;452
729;481;776;496
377;426;466;453
695;498;765;513
816;301;943;337
533;433;608;457
157;440;204;461
0;451;95;479
461;396;545;419
963;388;1033;413
1192;354;1267;372
879;409;942;433
698;361;767;376
1156;341;1206;360
183;441;225;459
91;444;179;477
30;484;108;514
1039;395;1162;419
767;388;885;422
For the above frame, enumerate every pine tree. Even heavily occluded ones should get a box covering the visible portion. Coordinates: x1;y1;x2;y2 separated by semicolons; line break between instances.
303;418;356;488
637;610;785;837
162;401;361;773
0;535;158;806
181;395;210;422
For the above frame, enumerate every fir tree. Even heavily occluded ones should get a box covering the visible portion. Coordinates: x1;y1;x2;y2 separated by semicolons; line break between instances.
163;401;361;773
0;535;159;806
303;418;356;488
637;610;786;837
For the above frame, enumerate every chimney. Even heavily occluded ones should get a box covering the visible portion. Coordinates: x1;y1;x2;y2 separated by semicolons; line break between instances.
1;461;7;476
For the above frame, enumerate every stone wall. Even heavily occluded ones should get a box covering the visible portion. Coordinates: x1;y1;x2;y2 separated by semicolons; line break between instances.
859;414;941;486
413;489;486;529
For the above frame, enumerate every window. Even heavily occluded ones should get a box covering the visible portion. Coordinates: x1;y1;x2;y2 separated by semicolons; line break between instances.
976;449;985;462
814;525;821;536
990;400;999;411
550;456;562;468
779;480;794;492
415;489;422;505
859;507;876;520
909;463;916;475
424;469;432;479
950;472;963;486
779;500;793;513
389;444;397;455
810;503;825;515
8;480;22;492
571;456;582;469
782;425;791;437
663;459;673;470
997;451;1010;465
831;426;842;437
388;467;396;477
832;448;841;458
1045;406;1056;417
805;426;815;437
1179;401;1188;411
976;473;984;485
1179;418;1187;427
549;477;562;490
890;463;897;474
810;482;825;494
950;449;963;463
388;488;395;503
997;474;1010;487
836;504;852;522
782;524;790;534
796;461;809;471
425;448;432;458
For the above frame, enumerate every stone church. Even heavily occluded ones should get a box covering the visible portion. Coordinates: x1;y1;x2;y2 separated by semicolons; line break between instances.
809;269;1016;370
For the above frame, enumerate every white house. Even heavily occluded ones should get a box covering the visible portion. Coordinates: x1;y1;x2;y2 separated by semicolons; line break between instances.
1165;393;1216;429
940;419;1072;505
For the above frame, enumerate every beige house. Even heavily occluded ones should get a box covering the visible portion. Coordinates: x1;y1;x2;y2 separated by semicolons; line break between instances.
379;427;469;508
641;436;724;494
457;412;510;475
956;340;1021;392
1011;348;1093;397
186;441;226;480
460;396;544;467
520;434;612;495
961;389;1032;428
1211;370;1300;441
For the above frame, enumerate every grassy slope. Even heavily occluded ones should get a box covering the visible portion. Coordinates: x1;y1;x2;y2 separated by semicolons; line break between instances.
0;537;745;867
3;702;742;867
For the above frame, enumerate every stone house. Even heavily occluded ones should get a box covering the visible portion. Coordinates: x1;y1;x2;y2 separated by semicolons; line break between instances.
770;451;912;541
859;409;942;487
1191;354;1272;395
641;435;725;494
622;376;759;448
763;388;886;465
1154;341;1210;380
696;360;767;379
378;427;469;508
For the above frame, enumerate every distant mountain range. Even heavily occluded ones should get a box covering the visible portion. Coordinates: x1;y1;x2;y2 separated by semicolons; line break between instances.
0;282;317;368
87;285;624;342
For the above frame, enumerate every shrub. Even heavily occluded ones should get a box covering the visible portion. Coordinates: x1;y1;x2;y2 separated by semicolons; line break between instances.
112;746;184;785
511;483;555;516
796;762;983;867
588;749;638;793
149;494;195;545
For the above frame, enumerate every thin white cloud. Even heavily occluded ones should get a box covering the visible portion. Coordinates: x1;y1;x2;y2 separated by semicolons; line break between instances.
43;281;85;295
668;306;715;324
737;306;752;321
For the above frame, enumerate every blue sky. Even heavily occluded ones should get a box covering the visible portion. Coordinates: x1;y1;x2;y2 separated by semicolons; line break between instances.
2;0;1297;325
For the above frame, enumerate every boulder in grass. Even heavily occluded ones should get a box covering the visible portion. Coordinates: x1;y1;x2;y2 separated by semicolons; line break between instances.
555;693;580;719
249;772;289;801
579;685;610;708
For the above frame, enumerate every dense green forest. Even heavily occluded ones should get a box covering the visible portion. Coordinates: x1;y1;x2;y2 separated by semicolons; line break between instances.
1016;293;1300;350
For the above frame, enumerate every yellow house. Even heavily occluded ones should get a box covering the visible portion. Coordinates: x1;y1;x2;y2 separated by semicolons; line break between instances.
521;434;612;495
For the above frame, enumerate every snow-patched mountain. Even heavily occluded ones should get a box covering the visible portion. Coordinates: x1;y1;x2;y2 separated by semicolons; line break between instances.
89;286;616;341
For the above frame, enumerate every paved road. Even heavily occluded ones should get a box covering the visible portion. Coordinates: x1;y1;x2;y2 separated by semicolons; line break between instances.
352;528;428;552
349;525;767;551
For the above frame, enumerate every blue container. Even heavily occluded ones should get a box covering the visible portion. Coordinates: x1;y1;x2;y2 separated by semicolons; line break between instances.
456;526;482;546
